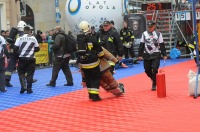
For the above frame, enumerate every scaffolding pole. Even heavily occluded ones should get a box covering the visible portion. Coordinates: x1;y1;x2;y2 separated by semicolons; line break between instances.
191;0;200;98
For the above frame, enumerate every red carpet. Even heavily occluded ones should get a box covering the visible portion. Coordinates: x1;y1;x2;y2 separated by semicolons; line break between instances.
0;60;200;131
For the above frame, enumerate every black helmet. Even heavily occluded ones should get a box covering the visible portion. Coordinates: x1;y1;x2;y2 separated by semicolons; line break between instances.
147;20;156;26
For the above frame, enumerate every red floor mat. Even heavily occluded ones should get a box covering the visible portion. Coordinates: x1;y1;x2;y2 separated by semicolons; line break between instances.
0;60;200;131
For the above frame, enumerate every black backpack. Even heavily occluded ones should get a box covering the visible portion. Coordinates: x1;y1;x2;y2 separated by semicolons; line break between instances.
63;34;77;53
54;32;77;53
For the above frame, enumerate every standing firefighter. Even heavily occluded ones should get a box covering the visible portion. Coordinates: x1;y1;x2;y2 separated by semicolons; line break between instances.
138;21;167;91
97;20;127;74
14;26;40;94
77;21;104;101
120;21;138;63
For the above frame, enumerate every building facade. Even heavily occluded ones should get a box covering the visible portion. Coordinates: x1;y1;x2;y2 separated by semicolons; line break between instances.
0;0;20;31
22;0;70;34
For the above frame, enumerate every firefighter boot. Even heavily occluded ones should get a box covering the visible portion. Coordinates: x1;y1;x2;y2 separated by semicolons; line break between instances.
119;83;125;93
5;80;13;87
27;88;33;94
19;75;27;94
89;94;101;102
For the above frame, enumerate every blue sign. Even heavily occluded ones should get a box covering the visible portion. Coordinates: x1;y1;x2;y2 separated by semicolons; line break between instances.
55;0;59;7
55;0;61;23
56;12;61;23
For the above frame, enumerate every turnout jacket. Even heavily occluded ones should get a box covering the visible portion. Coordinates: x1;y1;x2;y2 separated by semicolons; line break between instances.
120;27;135;44
77;33;104;69
97;28;123;57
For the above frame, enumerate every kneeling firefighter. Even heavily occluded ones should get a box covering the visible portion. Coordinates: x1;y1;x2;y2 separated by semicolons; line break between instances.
77;21;104;102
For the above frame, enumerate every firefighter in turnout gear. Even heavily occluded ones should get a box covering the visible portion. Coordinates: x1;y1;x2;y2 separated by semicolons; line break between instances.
138;21;167;91
187;38;200;63
77;21;104;101
14;26;40;94
120;21;138;64
97;20;127;74
178;35;199;63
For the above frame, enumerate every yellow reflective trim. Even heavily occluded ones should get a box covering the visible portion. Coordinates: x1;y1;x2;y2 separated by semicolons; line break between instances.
108;37;113;42
120;37;123;40
131;36;135;38
108;61;115;66
88;91;99;94
98;51;104;57
87;42;93;50
88;88;99;94
81;60;100;69
188;44;194;49
5;72;12;76
194;41;196;44
98;38;101;43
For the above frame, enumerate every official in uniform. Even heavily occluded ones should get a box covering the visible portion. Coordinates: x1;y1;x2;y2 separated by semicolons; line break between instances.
14;26;40;94
138;21;167;91
5;21;37;87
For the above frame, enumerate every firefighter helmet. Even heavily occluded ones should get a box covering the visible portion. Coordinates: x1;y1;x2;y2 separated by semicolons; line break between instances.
17;21;27;31
79;21;90;32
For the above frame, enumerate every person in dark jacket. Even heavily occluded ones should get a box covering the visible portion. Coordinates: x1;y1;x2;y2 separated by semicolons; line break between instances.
138;21;167;91
0;34;10;92
46;26;73;87
35;30;43;43
97;20;127;73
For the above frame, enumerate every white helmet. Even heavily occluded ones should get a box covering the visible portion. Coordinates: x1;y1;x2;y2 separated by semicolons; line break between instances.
27;25;33;30
17;21;27;31
79;21;90;32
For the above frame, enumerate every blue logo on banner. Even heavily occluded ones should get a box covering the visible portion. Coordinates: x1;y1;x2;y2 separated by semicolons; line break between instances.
68;0;81;15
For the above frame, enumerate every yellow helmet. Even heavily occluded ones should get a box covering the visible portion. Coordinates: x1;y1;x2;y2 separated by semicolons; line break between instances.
79;21;90;32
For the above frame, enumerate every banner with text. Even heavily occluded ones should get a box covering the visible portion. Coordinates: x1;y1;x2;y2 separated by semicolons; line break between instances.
35;43;49;64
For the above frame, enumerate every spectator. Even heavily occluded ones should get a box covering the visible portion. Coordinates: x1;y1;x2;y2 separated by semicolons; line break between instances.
46;26;73;87
35;30;43;43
